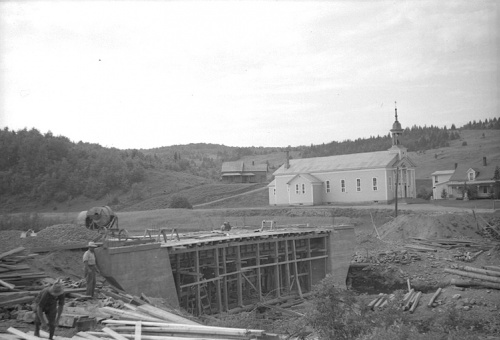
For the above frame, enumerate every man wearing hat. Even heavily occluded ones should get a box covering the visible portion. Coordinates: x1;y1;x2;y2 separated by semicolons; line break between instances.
34;279;65;340
83;241;98;297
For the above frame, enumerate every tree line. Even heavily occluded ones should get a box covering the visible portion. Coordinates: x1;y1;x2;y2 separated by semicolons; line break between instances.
301;124;463;158
0;118;496;204
0;128;150;203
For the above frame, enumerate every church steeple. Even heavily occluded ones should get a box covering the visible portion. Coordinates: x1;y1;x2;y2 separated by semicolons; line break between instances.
390;101;403;146
388;102;407;159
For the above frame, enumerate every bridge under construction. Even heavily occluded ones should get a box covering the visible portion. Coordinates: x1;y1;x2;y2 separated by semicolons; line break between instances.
95;225;355;315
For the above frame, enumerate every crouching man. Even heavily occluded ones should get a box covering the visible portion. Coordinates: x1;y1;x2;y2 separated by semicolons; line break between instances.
34;279;65;339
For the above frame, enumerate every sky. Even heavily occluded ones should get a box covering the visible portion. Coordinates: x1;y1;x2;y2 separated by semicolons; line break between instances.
0;1;498;150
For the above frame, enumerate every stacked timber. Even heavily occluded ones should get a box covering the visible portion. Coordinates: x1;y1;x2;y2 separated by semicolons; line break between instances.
406;238;496;251
445;265;500;290
352;250;420;264
0;247;47;308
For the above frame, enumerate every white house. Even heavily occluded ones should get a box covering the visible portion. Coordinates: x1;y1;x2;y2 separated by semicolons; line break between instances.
447;157;499;199
431;170;455;199
268;109;417;206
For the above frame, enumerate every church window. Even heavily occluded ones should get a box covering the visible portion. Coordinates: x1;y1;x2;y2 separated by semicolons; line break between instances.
302;184;306;194
326;181;331;193
341;180;346;192
372;178;378;191
356;178;361;192
295;184;299;194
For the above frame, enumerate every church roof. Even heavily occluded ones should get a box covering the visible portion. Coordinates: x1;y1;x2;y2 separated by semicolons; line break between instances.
273;150;401;175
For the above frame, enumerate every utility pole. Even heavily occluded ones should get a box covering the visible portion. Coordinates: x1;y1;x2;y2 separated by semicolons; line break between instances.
395;166;399;217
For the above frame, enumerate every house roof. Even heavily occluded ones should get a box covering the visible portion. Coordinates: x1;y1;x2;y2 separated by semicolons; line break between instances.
431;170;455;176
273;150;402;175
286;173;323;185
221;161;268;173
449;162;499;182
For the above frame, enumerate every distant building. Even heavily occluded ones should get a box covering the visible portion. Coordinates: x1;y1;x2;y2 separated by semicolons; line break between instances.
268;107;417;206
447;157;499;199
221;161;268;184
431;170;455;199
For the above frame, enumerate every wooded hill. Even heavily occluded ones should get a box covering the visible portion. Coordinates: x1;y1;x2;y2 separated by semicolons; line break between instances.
0;118;498;212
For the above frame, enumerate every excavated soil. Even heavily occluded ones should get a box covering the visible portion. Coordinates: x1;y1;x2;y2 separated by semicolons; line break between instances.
1;209;500;336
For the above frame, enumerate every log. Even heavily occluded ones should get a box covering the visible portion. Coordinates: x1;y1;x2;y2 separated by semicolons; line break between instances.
409;291;421;313
449;278;500;290
404;244;437;252
403;291;416;310
461;266;500;277
403;288;414;302
427;288;442;307
374;295;386;309
367;294;383;310
445;268;500;284
483;266;500;273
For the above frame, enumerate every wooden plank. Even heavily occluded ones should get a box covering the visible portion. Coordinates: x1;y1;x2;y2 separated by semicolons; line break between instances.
7;327;39;340
292;240;303;299
222;248;228;312
102;320;265;336
194;249;201;316
134;322;141;340
284;240;291;292
30;244;89;253
77;332;107;340
236;245;243;307
0;247;26;261
0;279;16;290
274;240;280;298
102;327;128;340
0;295;34;307
213;248;222;313
100;307;164;322
136;304;199;325
256;243;262;301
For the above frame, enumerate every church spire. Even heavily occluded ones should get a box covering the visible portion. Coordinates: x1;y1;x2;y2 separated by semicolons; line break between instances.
388;102;407;159
390;101;403;146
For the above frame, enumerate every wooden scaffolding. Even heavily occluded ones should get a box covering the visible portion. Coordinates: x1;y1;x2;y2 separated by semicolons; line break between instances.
167;229;331;315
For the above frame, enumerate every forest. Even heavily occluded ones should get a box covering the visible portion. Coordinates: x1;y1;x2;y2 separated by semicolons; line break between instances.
0;117;498;203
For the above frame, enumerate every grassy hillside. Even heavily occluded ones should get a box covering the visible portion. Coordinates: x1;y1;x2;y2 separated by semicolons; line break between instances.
410;129;500;179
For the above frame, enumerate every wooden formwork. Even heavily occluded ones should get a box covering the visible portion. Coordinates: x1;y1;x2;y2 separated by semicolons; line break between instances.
166;229;331;315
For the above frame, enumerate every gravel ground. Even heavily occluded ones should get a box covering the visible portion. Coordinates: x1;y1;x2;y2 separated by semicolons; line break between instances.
0;224;102;253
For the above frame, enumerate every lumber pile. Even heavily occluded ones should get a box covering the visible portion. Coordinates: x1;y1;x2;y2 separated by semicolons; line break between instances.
407;237;496;251
352;250;420;264
0;247;47;306
0;247;47;288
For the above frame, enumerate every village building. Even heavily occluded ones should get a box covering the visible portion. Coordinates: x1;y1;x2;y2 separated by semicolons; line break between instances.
268;108;417;206
220;161;268;184
431;169;455;199
446;157;499;200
